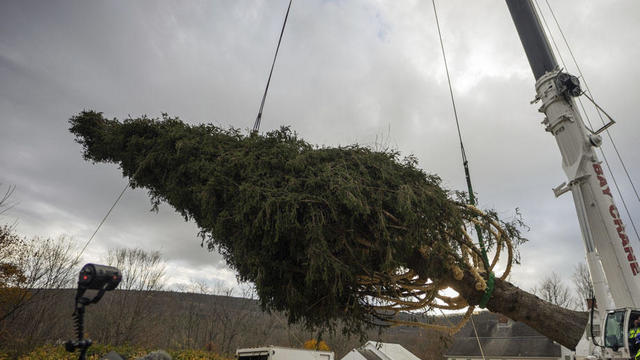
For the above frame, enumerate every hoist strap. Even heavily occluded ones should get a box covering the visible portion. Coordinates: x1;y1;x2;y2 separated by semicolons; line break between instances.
479;271;495;309
467;159;493;308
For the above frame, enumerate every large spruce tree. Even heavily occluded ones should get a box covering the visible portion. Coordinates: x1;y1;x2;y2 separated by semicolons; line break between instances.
70;111;588;349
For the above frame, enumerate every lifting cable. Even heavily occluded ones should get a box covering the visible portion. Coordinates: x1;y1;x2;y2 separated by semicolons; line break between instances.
72;183;128;265
431;0;494;308
470;315;487;360
253;0;293;133
60;181;128;285
439;308;487;360
532;0;640;243
68;1;292;271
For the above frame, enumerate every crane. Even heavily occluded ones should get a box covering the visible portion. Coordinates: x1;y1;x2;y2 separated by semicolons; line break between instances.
505;1;640;359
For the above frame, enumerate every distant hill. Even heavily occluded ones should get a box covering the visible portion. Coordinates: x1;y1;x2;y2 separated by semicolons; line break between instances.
1;288;453;359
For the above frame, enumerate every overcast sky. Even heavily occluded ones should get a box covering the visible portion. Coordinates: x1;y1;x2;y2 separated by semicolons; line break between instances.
1;0;639;297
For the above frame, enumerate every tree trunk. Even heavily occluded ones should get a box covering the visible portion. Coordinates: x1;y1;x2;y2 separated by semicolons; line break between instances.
446;270;589;350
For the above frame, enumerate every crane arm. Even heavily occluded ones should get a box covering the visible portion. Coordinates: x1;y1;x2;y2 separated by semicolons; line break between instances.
505;0;640;312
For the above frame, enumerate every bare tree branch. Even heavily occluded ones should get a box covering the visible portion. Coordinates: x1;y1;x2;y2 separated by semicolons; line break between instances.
572;262;594;310
532;271;577;309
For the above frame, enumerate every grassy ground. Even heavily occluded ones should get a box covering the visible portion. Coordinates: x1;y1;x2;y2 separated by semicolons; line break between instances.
0;344;233;360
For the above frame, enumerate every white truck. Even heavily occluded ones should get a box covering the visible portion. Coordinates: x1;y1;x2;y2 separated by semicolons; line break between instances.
236;346;334;360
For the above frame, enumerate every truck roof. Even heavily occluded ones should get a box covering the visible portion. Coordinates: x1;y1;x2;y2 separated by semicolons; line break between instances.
236;345;333;355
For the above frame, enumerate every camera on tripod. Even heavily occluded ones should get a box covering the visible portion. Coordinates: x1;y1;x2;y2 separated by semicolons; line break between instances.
65;263;122;360
78;263;122;291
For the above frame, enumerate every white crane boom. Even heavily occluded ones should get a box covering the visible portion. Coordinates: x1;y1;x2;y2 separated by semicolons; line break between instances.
505;1;640;358
535;70;640;309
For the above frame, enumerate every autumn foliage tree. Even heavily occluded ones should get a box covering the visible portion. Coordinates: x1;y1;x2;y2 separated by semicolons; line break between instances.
0;225;29;323
304;339;330;351
0;186;27;323
0;222;80;353
69;111;589;349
